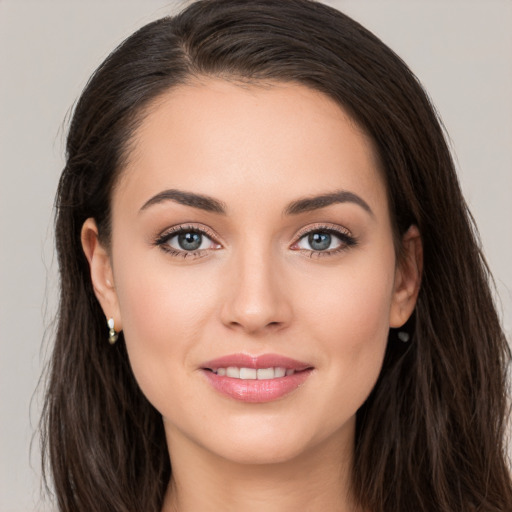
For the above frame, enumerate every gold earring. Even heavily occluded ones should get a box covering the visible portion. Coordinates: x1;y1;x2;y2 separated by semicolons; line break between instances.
108;317;118;344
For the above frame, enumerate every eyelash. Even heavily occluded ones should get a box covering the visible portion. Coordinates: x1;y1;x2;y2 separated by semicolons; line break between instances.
292;224;358;258
154;224;220;259
154;223;357;259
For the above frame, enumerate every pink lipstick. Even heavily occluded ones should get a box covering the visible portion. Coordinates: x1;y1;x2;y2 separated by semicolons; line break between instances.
200;353;313;403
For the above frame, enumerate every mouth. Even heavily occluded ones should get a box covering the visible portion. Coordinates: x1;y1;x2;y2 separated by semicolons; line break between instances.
200;353;314;403
205;366;298;379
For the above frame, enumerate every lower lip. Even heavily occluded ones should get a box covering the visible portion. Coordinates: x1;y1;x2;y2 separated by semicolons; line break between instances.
202;369;312;403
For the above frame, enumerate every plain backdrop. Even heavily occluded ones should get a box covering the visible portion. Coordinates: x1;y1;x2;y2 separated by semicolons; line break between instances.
1;1;511;510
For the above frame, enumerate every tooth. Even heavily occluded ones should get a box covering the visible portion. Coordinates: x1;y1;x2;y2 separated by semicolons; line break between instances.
274;367;286;378
226;367;240;378
257;368;275;380
214;366;295;379
240;368;257;380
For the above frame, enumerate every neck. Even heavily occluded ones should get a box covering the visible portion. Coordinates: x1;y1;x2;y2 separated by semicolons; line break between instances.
161;421;361;512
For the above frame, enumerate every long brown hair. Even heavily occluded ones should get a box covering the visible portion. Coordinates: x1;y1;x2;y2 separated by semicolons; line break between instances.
41;1;512;510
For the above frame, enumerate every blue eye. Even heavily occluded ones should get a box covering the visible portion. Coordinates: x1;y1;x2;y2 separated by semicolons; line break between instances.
292;226;357;255
155;225;221;257
176;232;203;251
296;231;343;252
308;232;333;251
167;230;215;252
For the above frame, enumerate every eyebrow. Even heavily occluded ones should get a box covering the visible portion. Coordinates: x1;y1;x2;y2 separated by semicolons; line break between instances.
284;190;374;217
140;189;227;214
139;188;373;217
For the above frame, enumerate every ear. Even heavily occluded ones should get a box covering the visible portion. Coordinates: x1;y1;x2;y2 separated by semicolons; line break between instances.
81;218;122;331
389;225;423;328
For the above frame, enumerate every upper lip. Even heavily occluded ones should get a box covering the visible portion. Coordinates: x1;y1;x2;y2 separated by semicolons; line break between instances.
201;353;312;371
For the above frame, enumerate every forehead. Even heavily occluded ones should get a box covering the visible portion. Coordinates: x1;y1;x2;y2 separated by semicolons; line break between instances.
115;79;387;217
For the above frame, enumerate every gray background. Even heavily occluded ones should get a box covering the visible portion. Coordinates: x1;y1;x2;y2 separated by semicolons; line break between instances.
1;1;511;510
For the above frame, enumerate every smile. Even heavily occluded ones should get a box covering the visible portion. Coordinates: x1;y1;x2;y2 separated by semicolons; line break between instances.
210;367;295;379
201;354;313;402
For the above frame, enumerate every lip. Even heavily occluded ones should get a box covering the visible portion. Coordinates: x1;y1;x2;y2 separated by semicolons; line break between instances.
200;353;314;403
202;353;312;371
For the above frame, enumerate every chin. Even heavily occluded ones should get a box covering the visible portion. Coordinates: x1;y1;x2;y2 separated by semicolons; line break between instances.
196;415;348;467
213;438;311;466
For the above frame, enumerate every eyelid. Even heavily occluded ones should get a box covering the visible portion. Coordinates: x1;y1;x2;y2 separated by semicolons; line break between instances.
290;222;357;256
156;223;221;244
292;222;354;241
154;223;223;257
153;222;356;259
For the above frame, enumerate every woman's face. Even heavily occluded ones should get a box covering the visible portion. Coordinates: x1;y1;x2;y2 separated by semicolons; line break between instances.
84;80;420;465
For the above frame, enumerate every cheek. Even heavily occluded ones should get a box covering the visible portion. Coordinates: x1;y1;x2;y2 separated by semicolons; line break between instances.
296;249;395;406
300;252;394;345
112;250;219;406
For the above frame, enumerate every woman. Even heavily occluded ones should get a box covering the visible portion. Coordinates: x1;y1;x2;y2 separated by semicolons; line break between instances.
41;0;512;510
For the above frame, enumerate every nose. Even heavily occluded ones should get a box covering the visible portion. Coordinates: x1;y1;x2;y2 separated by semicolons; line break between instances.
220;245;293;335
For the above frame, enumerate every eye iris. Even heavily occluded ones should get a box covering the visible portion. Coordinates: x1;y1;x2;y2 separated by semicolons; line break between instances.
308;232;331;251
178;232;202;251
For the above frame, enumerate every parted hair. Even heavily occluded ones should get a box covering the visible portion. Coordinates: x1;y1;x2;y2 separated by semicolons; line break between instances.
41;1;512;510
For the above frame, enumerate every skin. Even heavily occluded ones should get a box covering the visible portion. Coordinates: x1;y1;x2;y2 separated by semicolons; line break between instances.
82;80;422;512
